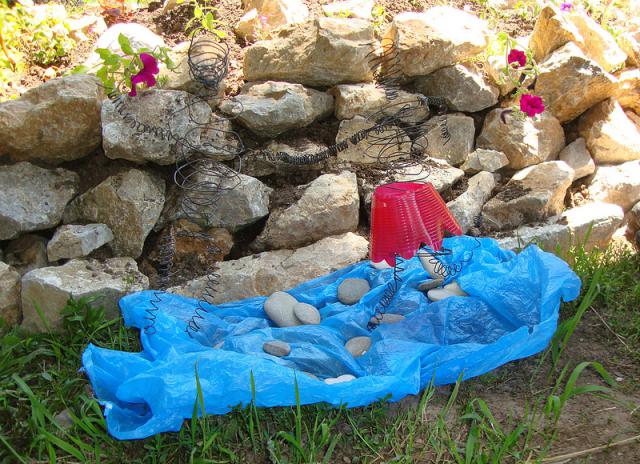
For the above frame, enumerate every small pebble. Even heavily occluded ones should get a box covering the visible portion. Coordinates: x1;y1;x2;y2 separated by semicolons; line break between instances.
443;281;468;296
417;278;444;292
371;260;392;270
369;313;405;325
337;278;371;305
293;302;321;325
53;408;73;431
427;288;457;302
263;340;291;357
263;291;300;327
324;374;356;385
418;251;442;279
345;336;372;357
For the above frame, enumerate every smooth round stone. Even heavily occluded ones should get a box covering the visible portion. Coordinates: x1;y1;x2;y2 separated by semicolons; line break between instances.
263;291;300;327
418;278;444;292
443;281;468;296
418;251;443;279
345;336;372;357
263;340;291;357
293;302;321;325
369;313;405;325
427;288;457;302
324;374;356;385
371;260;392;270
337;278;371;305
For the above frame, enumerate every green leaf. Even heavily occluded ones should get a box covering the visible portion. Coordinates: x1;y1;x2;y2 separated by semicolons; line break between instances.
117;33;134;55
96;48;113;60
194;5;203;18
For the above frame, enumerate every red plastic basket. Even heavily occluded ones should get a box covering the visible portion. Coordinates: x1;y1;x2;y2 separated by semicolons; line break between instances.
370;182;462;266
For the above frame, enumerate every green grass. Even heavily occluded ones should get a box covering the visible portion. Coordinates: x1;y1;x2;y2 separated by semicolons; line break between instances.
1;243;638;463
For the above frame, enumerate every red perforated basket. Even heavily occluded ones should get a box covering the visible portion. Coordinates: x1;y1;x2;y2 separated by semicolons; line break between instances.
370;182;462;266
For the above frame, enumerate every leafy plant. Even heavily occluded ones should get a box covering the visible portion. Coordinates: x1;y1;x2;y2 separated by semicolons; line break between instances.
371;4;387;35
180;0;226;38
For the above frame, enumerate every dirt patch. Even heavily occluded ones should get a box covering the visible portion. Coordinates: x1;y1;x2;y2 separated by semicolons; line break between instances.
441;175;469;203
495;180;532;202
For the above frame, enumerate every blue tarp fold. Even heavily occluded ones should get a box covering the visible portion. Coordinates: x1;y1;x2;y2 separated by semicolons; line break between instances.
82;236;580;439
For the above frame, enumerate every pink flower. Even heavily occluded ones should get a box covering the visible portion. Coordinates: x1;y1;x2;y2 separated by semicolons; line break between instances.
520;94;545;117
508;49;527;68
129;53;159;97
560;2;573;12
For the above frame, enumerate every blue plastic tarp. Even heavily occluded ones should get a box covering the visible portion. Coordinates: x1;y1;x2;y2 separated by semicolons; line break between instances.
81;236;581;439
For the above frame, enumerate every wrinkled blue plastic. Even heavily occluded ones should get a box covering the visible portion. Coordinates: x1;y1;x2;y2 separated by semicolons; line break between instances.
82;236;581;439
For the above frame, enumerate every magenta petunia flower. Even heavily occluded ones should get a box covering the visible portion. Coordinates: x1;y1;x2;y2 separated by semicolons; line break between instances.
507;49;527;68
129;53;160;97
560;2;572;12
520;94;545;117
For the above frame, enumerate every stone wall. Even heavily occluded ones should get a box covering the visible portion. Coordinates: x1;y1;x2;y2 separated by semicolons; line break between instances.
1;3;639;331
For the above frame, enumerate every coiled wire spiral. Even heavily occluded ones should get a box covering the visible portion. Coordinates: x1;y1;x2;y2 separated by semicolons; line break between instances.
367;255;405;331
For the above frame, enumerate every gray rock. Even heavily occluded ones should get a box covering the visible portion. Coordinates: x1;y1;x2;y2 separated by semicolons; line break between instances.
0;75;103;165
170;233;369;304
460;149;509;175
253;171;358;250
587;161;640;211
417;278;444;292
244;18;377;86
345;336;371;357
4;235;49;276
220;81;334;138
558;138;595;180
447;171;497;233
338;278;370;305
417;114;475;166
85;23;166;69
336;115;412;164
53;409;74;431
0;163;79;240
369;313;405;325
427;288;458;302
631;201;640;231
482;161;574;231
419;250;443;279
263;340;292;357
0;262;21;326
21;258;148;332
263;291;300;327
63;169;165;258
477;109;565;170
414;64;499;113
244;138;329;177
47;224;114;262
324;374;356;384
161;172;271;233
102;90;235;165
293;302;321;325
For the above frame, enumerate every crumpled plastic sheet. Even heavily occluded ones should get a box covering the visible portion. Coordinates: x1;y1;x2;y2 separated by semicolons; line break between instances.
81;236;581;439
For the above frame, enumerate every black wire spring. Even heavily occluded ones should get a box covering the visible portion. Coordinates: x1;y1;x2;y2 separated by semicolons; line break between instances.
366;37;402;101
143;225;176;335
367;255;404;331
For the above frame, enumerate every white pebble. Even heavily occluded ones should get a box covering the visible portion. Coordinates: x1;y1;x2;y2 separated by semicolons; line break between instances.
443;281;468;296
324;374;356;385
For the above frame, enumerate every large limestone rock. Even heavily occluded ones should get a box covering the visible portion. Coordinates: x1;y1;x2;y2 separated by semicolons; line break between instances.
534;42;617;123
413;64;499;112
529;5;626;72
460;149;509;174
447;171;497;233
161;172;271;232
21;258;148;332
244;18;377;86
4;235;49;276
558;138;595;180
0;163;79;240
616;69;640;114
322;0;373;19
620;29;640;67
587;161;640;211
102;90;236;165
577;98;640;164
85;23;166;68
476;109;565;169
47;224;114;262
235;0;309;40
63;169;165;258
0;262;21;326
245;138;330;176
330;84;429;123
384;8;488;77
219;81;333;138
253;171;359;250
170;232;368;304
496;202;624;253
482;161;574;230
335;115;412;164
0;75;103;164
418;114;475;166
